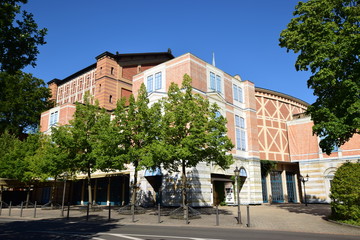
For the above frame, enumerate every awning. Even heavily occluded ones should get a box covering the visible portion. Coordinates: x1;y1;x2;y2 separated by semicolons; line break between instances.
75;170;130;180
211;177;233;182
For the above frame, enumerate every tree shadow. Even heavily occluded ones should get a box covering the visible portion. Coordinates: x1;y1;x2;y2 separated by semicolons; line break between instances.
0;215;121;239
273;203;331;218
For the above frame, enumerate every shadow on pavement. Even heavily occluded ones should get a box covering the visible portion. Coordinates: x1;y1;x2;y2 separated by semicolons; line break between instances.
0;215;121;240
273;203;331;217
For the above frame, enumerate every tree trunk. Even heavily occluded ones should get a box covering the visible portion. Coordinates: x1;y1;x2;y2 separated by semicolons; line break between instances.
50;176;57;207
87;170;92;206
131;162;138;213
182;161;188;219
26;186;30;208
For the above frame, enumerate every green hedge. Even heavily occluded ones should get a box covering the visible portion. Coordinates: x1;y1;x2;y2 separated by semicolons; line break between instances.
330;162;360;222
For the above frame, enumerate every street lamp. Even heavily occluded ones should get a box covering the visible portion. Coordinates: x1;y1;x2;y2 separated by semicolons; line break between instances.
234;166;241;224
61;172;69;217
300;174;309;206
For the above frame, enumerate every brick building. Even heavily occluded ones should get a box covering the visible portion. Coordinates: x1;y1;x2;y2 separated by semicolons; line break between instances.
38;50;360;206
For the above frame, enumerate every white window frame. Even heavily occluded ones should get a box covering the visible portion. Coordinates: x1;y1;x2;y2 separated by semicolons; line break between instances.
146;71;163;93
235;115;246;151
155;72;162;90
147;75;154;93
233;84;243;103
209;71;222;93
49;110;59;127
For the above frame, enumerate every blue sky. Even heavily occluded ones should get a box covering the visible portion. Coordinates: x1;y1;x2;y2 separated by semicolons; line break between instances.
22;0;316;104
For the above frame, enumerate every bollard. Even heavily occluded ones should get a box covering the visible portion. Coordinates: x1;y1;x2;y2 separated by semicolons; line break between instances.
33;201;37;218
158;204;161;223
20;201;24;217
86;202;90;221
0;201;2;216
247;205;250;227
215;205;219;226
66;202;70;220
108;202;111;222
8;201;12;216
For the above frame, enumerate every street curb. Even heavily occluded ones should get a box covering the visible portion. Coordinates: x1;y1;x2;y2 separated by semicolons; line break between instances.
325;218;360;229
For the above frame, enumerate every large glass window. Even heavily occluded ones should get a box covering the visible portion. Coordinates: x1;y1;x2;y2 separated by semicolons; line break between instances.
147;72;162;93
210;72;216;90
233;84;243;103
50;111;59;126
216;75;221;93
210;72;222;93
147;75;153;93
235;115;246;151
155;72;162;90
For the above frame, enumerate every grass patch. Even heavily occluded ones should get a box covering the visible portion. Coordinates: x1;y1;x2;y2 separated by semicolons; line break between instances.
337;219;360;227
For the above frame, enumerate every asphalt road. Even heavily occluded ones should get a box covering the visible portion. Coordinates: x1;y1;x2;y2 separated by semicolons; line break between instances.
0;219;359;240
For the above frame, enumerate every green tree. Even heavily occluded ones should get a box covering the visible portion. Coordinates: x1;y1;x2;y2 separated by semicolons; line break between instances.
0;132;43;206
0;131;21;179
31;133;73;206
279;0;360;154
0;0;47;73
0;71;52;137
330;161;360;223
160;74;234;216
111;84;162;209
52;93;111;205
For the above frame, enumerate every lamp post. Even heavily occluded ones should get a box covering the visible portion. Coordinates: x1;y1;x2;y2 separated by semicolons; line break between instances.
61;172;69;217
234;167;241;224
300;174;309;206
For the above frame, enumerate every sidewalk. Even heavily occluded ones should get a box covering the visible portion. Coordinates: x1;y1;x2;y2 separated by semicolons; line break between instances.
1;203;359;236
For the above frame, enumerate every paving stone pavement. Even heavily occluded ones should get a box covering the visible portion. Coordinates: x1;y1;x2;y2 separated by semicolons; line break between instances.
1;203;359;236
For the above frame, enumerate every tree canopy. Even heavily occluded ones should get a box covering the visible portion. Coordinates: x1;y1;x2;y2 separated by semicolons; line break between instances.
0;0;47;73
0;132;42;183
279;0;360;154
0;71;52;136
110;83;163;207
52;93;111;205
160;74;234;209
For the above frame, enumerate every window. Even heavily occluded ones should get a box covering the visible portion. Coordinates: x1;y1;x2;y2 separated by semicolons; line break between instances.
155;72;162;90
235;115;246;151
147;72;162;93
216;75;221;93
50;111;59;126
233;84;243;103
210;72;216;90
210;72;222;93
109;95;112;103
147;75;153;93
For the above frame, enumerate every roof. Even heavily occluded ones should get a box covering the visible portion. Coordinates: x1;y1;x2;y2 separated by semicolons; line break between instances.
47;63;97;85
255;87;310;107
48;49;175;86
